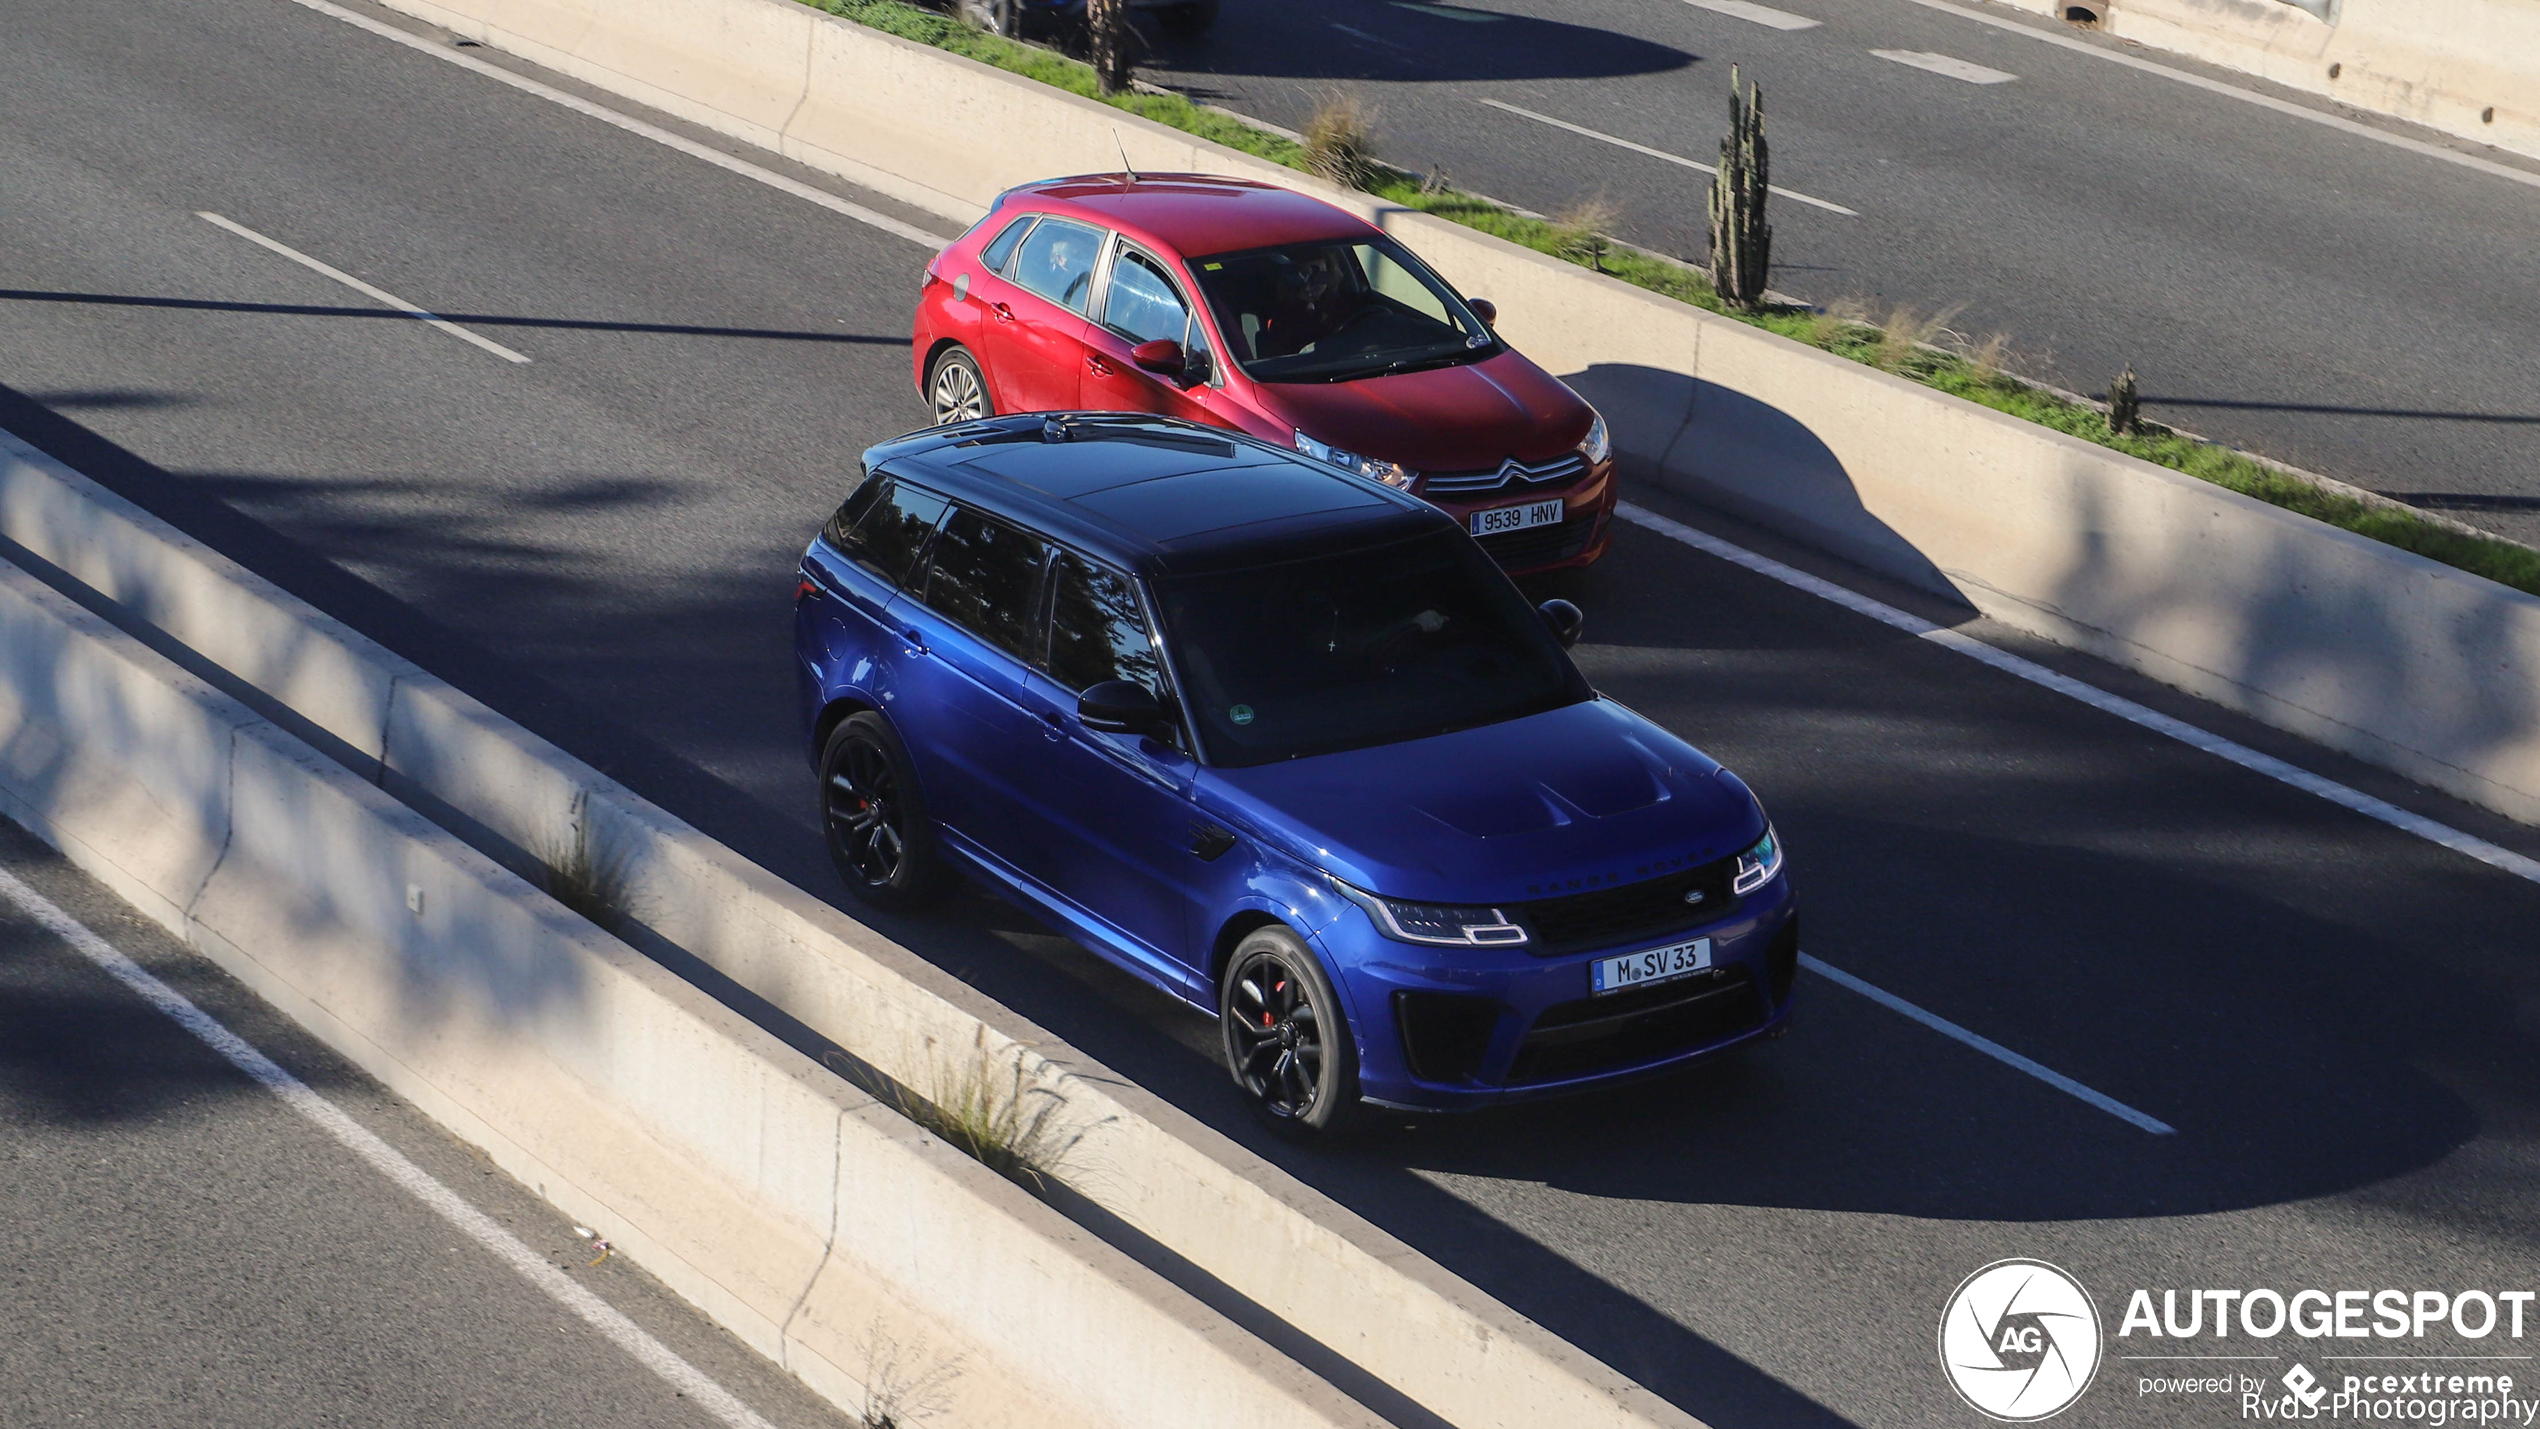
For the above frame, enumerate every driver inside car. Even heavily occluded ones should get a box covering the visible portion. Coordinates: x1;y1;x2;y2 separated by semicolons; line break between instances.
1256;251;1361;358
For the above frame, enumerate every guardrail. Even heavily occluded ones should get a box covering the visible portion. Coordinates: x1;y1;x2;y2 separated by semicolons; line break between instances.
0;493;1382;1429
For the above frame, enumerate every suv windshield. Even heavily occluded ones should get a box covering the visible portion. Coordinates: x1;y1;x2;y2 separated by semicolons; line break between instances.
1189;237;1496;384
1157;531;1588;766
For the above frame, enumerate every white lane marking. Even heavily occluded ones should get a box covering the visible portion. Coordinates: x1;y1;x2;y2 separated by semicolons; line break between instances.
1801;953;2176;1134
1475;99;1861;216
1906;0;2540;194
196;212;533;364
1871;49;2018;84
1331;21;1429;58
277;0;956;247
0;863;781;1429
1678;0;1821;31
1616;502;2540;888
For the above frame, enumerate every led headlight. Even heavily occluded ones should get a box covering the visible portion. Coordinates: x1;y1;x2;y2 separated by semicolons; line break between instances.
1731;825;1782;896
1329;875;1528;947
1578;410;1611;465
1294;430;1417;488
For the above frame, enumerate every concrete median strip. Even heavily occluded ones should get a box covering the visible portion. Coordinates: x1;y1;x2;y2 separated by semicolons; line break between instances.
0;427;1712;1427
0;497;1394;1429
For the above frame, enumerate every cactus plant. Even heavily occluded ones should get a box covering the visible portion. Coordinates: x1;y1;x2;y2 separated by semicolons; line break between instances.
1708;66;1772;310
2108;365;2140;435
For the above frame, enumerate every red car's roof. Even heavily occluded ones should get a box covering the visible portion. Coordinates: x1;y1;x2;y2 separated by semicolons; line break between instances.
1012;174;1374;259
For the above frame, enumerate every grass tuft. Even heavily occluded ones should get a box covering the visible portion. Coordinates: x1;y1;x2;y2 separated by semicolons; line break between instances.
1300;90;1381;189
535;795;631;932
889;1036;1088;1192
791;0;2540;599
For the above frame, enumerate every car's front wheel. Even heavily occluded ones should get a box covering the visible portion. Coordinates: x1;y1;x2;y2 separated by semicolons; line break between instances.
1219;925;1362;1137
928;345;993;426
820;712;948;911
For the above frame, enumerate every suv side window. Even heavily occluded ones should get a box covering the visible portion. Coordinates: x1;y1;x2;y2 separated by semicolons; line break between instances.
922;506;1050;661
833;478;948;587
1008;218;1104;314
980;214;1036;275
1103;249;1193;349
1048;551;1162;697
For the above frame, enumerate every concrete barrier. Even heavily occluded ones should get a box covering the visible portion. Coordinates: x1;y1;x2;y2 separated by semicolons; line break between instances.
351;0;2540;826
0;428;1708;1429
1991;0;2540;165
0;536;1389;1429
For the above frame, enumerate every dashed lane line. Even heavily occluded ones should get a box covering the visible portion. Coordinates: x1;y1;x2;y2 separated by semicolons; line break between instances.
1678;0;1821;31
278;0;956;248
197;212;533;363
1870;49;2019;84
1476;99;1861;216
0;863;784;1429
1801;955;2175;1134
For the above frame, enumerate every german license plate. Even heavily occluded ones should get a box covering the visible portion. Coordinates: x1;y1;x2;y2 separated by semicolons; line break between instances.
1469;497;1563;537
1590;937;1712;995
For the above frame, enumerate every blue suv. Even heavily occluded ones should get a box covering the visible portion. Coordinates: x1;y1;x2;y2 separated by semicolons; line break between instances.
796;414;1795;1133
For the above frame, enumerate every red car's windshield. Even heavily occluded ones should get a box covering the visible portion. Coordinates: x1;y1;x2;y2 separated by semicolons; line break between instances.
1188;237;1497;384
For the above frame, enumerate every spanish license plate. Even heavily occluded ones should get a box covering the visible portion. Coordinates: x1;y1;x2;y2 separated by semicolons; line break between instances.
1590;937;1713;995
1469;497;1564;537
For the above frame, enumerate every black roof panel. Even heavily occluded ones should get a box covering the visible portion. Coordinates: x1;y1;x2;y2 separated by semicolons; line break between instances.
860;415;1449;577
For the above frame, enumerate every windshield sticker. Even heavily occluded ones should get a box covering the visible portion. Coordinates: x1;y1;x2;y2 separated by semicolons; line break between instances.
1229;704;1256;726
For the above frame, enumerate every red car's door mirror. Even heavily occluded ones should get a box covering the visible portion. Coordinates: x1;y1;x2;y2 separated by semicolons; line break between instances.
1468;298;1498;327
1129;338;1186;376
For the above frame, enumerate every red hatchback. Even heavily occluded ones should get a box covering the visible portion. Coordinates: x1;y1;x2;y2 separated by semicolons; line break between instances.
910;174;1615;573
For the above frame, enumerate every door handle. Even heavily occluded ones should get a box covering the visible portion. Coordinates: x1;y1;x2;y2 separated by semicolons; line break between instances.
900;626;929;654
1037;709;1067;740
991;302;1014;323
1087;354;1115;378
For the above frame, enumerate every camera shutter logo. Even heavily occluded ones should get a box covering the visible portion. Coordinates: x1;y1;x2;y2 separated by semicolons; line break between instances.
1938;1259;2103;1421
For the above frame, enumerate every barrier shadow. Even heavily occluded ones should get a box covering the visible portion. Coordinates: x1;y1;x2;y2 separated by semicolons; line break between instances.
1564;362;1976;614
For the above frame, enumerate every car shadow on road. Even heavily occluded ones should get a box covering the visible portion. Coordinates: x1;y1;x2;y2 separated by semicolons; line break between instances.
1147;0;1697;86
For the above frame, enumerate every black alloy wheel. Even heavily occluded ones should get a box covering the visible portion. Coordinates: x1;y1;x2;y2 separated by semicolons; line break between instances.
820;712;947;910
1220;926;1360;1136
928;346;993;425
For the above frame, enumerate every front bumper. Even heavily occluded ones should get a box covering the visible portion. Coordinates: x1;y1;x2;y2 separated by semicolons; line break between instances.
1428;455;1617;575
1323;875;1797;1111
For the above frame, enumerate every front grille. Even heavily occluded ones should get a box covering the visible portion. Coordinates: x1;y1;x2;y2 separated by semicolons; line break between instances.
1393;990;1502;1084
1474;510;1597;571
1508;968;1763;1084
1423;453;1588;495
1514;857;1739;958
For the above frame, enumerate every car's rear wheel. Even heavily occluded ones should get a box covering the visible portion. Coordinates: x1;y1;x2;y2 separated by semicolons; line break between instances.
1219;926;1362;1137
928;346;993;425
820;712;948;910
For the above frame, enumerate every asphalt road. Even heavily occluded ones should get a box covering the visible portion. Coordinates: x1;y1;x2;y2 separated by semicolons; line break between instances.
0;820;856;1429
1140;0;2540;546
6;1;2540;1426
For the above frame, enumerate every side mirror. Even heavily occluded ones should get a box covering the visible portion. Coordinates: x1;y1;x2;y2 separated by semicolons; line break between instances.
1539;598;1584;649
1467;298;1498;328
1079;679;1166;734
1130;338;1186;376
